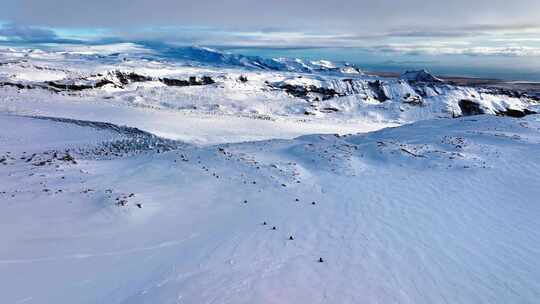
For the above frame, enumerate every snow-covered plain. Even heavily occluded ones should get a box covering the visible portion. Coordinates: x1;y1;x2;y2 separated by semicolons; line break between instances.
1;43;540;303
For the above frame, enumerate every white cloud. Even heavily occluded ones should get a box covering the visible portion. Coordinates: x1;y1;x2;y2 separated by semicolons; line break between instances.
2;0;539;36
370;44;540;57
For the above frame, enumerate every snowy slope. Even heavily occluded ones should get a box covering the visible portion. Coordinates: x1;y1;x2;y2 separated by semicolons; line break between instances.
2;43;540;304
1;113;540;304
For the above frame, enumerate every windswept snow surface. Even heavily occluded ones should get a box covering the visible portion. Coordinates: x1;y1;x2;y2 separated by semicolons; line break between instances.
1;113;540;303
1;43;540;303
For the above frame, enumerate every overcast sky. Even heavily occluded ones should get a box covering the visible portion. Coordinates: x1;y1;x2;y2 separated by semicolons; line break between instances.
1;0;540;57
3;0;539;30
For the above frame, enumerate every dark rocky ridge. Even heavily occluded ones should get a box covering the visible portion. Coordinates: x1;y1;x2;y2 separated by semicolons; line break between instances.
161;76;215;87
370;70;540;102
271;78;391;103
1;71;216;93
0;73;214;95
367;80;390;102
458;100;485;116
458;99;536;118
270;83;345;101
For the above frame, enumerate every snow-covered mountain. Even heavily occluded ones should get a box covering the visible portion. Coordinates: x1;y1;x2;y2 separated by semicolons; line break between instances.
1;42;540;304
1;43;537;130
153;45;364;74
400;69;444;83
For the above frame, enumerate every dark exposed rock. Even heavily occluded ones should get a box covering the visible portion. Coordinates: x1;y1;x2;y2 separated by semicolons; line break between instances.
402;93;423;106
113;71;153;85
279;84;310;98
160;78;190;86
306;86;343;100
58;153;77;164
94;79;115;88
1;70;215;93
458;99;485;116
238;75;248;83
271;83;344;101
368;80;389;102
0;82;31;90
496;108;536;118
160;76;215;87
47;81;94;91
482;87;540;102
201;76;215;85
459;99;536;118
320;107;340;113
47;71;153;92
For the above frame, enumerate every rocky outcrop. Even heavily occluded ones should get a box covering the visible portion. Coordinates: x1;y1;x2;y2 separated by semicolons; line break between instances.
160;76;215;87
368;80;389;102
482;87;540;102
496;108;536;118
113;71;153;85
1;71;216;93
402;93;423;106
320;107;340;113
458;99;485;116
0;81;33;90
44;71;153;91
458;99;536;117
271;83;345;101
47;81;95;91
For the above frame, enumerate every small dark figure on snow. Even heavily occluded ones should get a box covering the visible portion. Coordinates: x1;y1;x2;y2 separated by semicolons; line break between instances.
272;226;277;230
312;201;316;205
263;221;267;225
289;236;294;240
318;257;324;263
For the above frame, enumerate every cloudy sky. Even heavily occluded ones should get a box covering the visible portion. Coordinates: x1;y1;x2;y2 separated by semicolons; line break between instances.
1;0;540;58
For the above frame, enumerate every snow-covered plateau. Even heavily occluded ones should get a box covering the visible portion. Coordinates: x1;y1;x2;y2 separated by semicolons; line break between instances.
1;43;540;304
